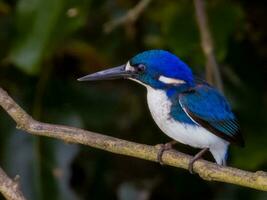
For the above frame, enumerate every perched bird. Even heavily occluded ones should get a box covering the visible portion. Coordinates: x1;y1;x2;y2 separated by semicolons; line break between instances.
78;50;244;173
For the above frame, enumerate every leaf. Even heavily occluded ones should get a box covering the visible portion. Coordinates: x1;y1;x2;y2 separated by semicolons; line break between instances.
9;0;64;75
9;0;89;75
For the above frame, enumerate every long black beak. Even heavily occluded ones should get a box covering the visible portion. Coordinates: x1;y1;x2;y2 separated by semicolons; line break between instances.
77;65;134;81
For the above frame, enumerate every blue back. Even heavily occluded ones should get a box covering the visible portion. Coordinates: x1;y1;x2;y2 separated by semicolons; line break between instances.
178;85;244;146
179;86;235;121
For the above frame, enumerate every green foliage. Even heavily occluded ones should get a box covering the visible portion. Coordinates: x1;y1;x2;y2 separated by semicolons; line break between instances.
10;0;64;74
208;1;244;62
9;0;89;75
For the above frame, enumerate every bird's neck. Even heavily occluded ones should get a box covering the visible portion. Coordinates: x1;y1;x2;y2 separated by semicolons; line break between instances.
146;84;194;125
165;84;191;97
153;76;194;94
145;82;192;99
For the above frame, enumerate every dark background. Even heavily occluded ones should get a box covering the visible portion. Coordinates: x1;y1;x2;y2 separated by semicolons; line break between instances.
0;0;267;199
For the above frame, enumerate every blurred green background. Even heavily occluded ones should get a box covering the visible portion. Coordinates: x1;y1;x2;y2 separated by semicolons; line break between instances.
0;0;267;199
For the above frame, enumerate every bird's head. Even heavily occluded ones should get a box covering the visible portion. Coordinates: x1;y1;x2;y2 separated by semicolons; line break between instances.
78;50;194;89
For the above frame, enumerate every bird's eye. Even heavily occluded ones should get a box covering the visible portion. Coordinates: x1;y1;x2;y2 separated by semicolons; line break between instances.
136;64;146;73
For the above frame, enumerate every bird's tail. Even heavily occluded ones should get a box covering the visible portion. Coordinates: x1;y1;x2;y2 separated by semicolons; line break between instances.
210;145;229;165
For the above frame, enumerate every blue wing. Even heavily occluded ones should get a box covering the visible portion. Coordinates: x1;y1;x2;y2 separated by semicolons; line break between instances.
178;85;244;146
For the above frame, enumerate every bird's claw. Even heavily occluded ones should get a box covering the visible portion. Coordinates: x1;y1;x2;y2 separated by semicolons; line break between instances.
156;141;177;165
188;159;196;174
188;148;209;174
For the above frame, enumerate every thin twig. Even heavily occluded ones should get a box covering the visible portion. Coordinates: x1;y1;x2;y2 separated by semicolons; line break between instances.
103;0;152;33
194;0;223;92
0;87;266;191
0;167;26;200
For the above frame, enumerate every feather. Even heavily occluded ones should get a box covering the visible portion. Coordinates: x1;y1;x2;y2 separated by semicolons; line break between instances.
178;85;245;147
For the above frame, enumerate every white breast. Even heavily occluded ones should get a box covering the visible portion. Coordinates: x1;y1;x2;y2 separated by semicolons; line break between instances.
146;87;229;165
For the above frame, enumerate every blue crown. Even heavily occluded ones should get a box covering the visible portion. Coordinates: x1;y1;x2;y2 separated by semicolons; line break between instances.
130;50;194;84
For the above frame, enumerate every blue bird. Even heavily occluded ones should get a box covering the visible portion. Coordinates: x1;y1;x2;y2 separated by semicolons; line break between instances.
78;50;244;173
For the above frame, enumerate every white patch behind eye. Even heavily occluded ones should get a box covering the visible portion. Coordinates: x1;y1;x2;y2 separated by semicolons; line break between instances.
158;75;185;85
125;61;135;72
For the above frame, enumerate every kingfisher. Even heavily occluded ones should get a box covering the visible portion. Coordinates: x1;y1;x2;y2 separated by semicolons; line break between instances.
78;50;244;173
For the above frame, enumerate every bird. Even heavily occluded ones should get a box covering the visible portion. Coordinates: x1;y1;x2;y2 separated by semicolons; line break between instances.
78;50;244;173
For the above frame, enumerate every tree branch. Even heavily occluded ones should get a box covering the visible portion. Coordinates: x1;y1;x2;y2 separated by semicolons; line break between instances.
0;87;266;192
103;0;152;33
194;0;224;92
0;167;26;200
